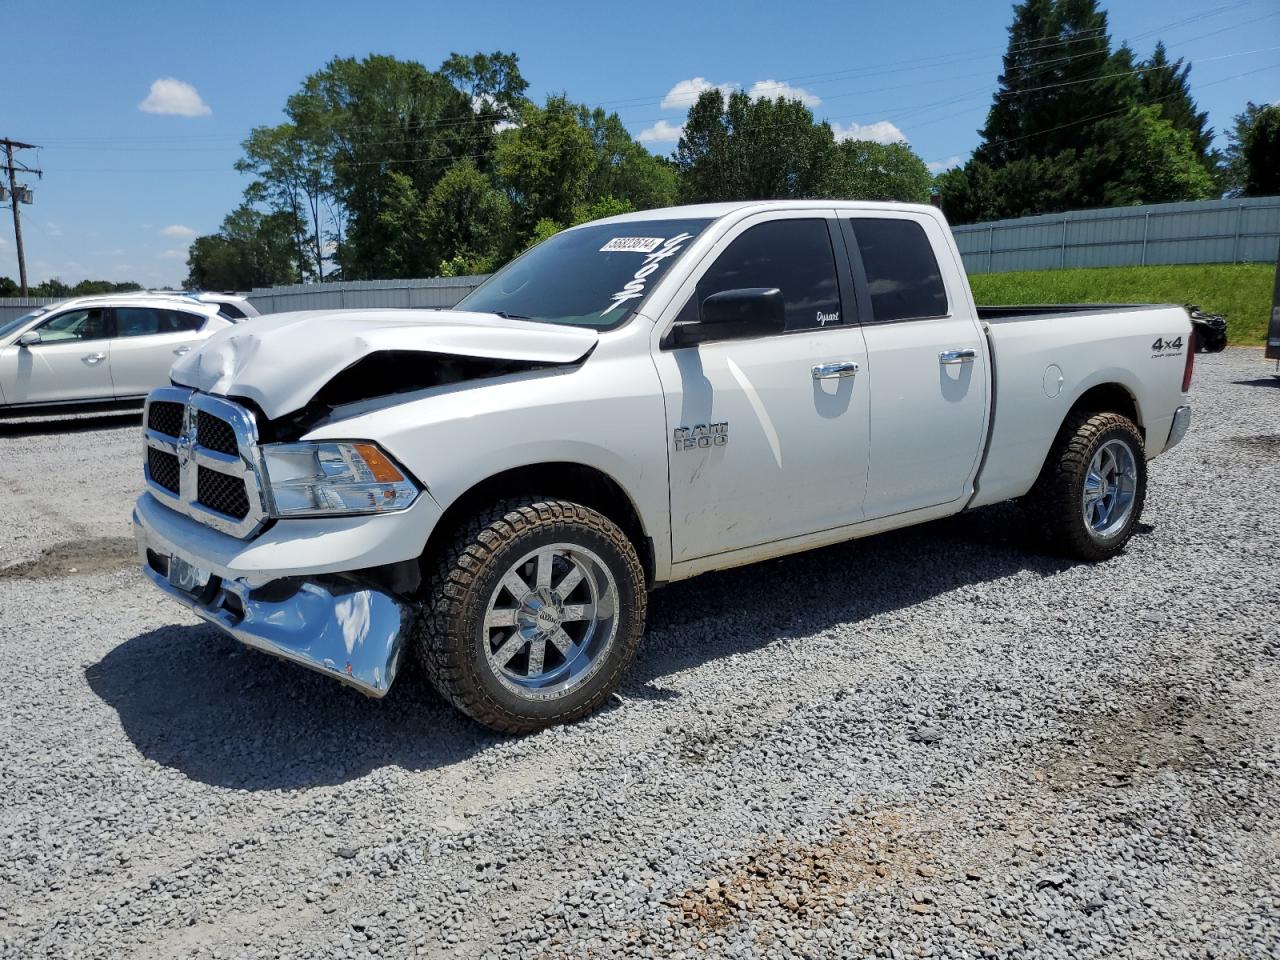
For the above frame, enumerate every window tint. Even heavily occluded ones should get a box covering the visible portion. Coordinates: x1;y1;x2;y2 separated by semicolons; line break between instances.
162;309;207;332
35;308;111;342
215;302;247;319
114;307;206;337
849;218;949;322
681;219;843;332
115;307;160;337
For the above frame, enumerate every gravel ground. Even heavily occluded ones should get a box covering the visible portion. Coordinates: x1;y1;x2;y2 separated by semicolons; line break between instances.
1;350;1277;960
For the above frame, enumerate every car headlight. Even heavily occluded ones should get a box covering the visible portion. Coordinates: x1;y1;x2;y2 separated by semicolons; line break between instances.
261;441;419;517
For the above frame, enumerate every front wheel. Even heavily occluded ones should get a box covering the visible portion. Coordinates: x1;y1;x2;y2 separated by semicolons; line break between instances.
1024;411;1147;562
417;499;646;733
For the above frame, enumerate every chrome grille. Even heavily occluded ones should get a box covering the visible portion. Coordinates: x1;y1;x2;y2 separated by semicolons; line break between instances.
147;447;180;493
197;410;239;456
142;387;269;538
197;466;250;519
147;401;185;438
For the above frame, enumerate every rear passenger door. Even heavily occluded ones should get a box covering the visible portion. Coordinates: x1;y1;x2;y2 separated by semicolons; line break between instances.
108;307;209;398
838;213;989;519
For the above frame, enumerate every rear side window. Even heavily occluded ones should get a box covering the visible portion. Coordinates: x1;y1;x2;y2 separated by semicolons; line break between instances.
161;309;207;332
681;219;843;332
849;218;948;322
115;307;206;336
214;302;246;320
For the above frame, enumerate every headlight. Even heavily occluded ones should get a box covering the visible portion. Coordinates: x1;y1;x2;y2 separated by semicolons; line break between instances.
261;441;419;517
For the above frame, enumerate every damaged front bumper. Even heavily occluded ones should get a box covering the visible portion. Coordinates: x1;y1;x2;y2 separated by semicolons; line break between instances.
133;502;415;697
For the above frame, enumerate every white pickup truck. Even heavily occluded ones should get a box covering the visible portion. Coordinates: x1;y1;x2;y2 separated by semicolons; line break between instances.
133;201;1194;732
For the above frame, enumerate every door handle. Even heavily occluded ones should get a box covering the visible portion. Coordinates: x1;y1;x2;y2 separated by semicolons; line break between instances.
173;346;191;356
939;348;977;365
812;360;859;380
82;352;106;365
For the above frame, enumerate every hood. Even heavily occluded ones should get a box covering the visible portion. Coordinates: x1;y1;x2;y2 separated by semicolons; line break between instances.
170;308;599;420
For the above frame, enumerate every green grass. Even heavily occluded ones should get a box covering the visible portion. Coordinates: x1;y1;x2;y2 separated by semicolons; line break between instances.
968;263;1276;345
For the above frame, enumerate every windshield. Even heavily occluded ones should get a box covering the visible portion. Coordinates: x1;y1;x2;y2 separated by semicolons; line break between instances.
0;307;51;341
457;218;712;328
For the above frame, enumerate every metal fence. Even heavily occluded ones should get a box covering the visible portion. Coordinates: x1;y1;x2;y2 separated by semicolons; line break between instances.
953;195;1280;274
246;276;486;314
0;297;62;327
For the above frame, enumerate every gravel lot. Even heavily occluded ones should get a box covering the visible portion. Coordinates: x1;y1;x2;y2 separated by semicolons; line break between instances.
1;350;1277;960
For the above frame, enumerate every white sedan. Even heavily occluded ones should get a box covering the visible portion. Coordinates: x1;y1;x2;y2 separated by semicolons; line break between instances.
0;295;235;413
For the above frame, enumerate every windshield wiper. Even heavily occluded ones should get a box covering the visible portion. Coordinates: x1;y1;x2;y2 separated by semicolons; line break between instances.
491;310;536;321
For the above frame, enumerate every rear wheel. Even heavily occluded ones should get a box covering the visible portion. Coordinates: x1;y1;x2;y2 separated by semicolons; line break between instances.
1025;411;1147;561
417;499;646;733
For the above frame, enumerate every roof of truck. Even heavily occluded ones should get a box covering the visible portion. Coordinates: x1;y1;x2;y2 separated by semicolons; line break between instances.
587;199;940;226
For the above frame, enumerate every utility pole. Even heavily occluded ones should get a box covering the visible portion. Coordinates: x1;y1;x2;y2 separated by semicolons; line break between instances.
1;138;42;296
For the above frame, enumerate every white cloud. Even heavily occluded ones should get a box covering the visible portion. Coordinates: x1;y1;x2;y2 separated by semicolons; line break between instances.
161;224;197;238
748;80;821;107
138;78;212;117
158;247;188;260
927;155;964;174
45;222;63;238
660;77;736;109
831;120;908;144
636;119;685;144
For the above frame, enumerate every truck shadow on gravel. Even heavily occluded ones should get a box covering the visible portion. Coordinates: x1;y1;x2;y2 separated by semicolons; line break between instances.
87;502;1101;792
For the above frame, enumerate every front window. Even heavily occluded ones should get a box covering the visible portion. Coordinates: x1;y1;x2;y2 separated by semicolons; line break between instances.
0;307;50;341
34;308;111;342
457;218;712;328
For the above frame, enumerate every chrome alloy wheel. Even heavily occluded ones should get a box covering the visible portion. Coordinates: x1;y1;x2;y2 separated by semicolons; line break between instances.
482;543;620;700
1082;438;1138;537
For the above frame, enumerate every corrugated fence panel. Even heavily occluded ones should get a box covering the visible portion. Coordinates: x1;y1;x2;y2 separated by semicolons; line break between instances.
955;195;1280;274
245;277;486;315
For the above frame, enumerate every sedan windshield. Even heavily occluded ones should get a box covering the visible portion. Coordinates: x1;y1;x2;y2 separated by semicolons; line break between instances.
457;218;712;328
0;307;50;341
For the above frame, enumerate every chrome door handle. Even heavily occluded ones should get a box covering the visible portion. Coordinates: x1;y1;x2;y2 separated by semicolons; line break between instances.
82;352;106;365
812;361;859;380
173;346;191;356
939;348;977;365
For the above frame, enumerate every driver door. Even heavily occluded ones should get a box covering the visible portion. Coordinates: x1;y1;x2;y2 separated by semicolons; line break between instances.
0;307;115;404
652;213;871;563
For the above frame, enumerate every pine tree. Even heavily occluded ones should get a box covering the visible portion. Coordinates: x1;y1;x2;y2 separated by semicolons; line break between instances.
975;0;1125;166
1137;41;1214;167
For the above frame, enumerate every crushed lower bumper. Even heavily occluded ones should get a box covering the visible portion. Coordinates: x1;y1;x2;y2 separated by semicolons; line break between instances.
133;508;413;697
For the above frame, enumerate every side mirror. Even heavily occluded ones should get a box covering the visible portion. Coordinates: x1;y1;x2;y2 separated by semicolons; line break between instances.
669;287;786;347
16;331;40;347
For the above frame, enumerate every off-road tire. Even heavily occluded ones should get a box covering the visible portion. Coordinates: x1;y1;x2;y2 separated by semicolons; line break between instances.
417;498;646;733
1024;411;1147;562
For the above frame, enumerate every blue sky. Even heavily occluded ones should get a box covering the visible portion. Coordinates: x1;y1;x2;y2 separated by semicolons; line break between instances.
4;0;1277;288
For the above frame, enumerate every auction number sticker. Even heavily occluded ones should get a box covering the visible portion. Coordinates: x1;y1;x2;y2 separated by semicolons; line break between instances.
600;237;665;253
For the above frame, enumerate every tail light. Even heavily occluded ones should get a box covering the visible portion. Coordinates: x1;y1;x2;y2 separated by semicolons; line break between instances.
1182;328;1197;392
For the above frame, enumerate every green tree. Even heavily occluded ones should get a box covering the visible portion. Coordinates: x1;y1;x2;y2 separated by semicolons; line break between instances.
496;95;595;240
1137;41;1214;168
440;51;529;126
32;278;72;297
422;159;511;272
975;0;1127;166
577;106;677;211
676;89;835;202
0;276;21;296
185;204;301;290
1086;104;1215;206
289;55;480;279
1223;102;1280;198
69;280;143;295
236;122;331;281
826;140;931;202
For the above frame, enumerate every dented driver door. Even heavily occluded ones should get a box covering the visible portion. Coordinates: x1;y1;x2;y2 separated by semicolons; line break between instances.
652;212;871;563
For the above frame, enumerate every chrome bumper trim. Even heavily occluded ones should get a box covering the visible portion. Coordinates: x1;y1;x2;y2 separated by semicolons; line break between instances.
134;510;412;697
1166;404;1192;451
